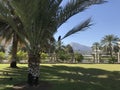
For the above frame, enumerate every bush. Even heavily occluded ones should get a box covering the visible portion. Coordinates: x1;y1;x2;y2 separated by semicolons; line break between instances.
108;56;117;64
0;52;6;63
17;50;28;61
0;52;5;60
58;50;70;61
41;53;48;59
59;53;69;61
74;53;84;63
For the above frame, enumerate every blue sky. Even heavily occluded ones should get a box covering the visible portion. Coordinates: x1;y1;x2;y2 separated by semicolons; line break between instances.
54;0;120;47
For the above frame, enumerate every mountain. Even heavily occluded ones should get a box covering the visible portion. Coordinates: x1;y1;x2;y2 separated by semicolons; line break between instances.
69;42;92;55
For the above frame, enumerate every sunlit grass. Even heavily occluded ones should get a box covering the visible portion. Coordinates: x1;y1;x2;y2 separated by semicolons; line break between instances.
41;64;120;71
41;64;120;90
0;64;120;90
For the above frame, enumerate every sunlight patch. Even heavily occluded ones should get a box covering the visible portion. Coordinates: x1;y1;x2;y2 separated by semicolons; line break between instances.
97;75;108;78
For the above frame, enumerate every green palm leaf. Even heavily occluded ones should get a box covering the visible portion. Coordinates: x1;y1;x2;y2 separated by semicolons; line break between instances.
62;18;92;39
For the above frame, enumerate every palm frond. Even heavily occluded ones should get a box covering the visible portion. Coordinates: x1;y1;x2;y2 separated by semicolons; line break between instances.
57;0;106;28
0;0;106;54
90;0;107;4
62;18;92;40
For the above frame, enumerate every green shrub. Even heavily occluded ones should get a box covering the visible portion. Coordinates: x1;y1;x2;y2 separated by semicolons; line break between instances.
74;53;84;63
58;51;70;61
41;53;48;59
17;50;28;61
59;53;69;61
0;52;5;60
108;56;117;63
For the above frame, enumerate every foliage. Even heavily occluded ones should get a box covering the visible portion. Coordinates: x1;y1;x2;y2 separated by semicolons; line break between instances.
113;45;119;53
0;52;5;60
0;0;106;84
0;45;5;52
41;52;48;60
58;50;70;61
0;0;25;66
66;44;74;53
17;50;28;61
92;42;101;51
0;0;105;59
101;34;119;56
6;0;105;54
92;34;120;63
74;53;84;62
7;50;28;62
108;56;117;64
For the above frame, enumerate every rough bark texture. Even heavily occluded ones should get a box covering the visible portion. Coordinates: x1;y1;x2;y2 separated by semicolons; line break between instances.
10;33;18;68
27;53;40;86
10;61;17;68
7;1;23;68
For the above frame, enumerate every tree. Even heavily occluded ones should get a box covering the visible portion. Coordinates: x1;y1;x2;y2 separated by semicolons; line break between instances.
0;45;5;52
0;1;24;68
0;20;23;68
0;0;105;86
74;52;84;63
92;42;101;51
101;34;119;57
92;42;101;63
66;44;74;63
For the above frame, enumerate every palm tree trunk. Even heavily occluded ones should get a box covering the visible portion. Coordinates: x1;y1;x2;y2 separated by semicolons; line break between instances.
71;53;74;63
27;52;40;86
109;45;113;59
10;33;18;68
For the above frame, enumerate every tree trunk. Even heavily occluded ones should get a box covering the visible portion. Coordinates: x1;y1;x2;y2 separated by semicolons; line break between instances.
27;53;40;86
10;33;18;68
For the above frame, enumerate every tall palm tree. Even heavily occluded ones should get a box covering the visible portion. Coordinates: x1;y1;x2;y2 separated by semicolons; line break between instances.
0;2;25;68
92;42;100;51
0;0;105;86
101;34;119;57
92;42;101;63
0;20;17;68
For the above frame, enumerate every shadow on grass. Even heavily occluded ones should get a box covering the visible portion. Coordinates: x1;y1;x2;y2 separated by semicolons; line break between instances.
40;65;120;90
0;65;120;90
0;66;28;90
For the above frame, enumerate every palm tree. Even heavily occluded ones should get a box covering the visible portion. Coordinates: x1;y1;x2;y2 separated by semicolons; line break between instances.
0;21;18;68
0;2;24;68
0;0;105;86
101;34;119;57
92;42;101;63
92;42;100;50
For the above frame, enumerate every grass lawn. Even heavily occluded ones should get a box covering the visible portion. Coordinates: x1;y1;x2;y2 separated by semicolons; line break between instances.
0;64;120;90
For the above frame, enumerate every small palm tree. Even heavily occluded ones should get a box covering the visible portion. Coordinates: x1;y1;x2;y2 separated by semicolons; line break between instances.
101;34;119;57
92;42;101;63
92;42;101;51
0;0;105;86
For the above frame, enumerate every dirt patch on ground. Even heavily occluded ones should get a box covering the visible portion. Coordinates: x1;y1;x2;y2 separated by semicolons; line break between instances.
13;81;52;90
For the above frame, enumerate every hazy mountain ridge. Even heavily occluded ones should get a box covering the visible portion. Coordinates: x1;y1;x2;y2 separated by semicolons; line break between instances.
69;42;92;55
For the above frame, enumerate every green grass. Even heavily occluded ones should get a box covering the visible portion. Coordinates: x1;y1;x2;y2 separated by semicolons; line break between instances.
0;64;27;90
0;64;120;90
